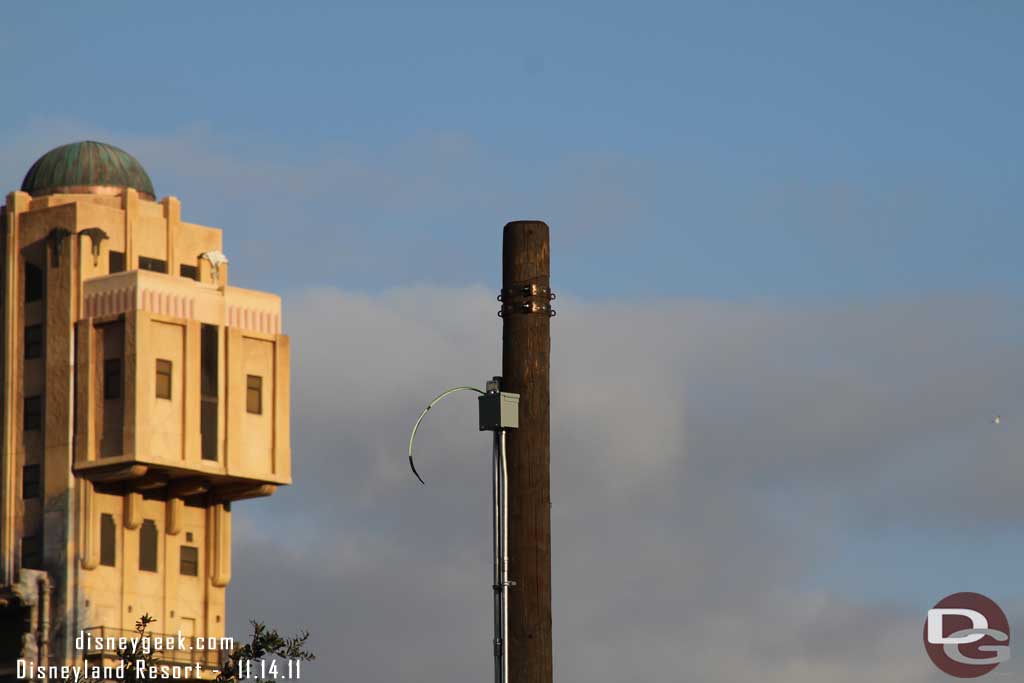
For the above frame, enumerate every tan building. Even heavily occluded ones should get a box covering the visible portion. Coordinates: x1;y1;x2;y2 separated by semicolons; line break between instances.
0;141;291;679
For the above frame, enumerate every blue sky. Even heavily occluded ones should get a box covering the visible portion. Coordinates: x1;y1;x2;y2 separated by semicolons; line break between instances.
4;2;1022;300
3;4;1023;680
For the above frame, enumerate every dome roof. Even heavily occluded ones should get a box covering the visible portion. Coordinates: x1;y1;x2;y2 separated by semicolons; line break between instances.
21;140;155;200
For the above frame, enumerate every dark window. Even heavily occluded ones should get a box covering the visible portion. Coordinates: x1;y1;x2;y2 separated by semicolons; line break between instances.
25;263;43;303
246;375;263;415
100;514;116;567
138;256;168;273
156;359;172;399
139;520;158;572
24;396;42;431
180;546;199;576
22;536;42;569
109;251;125;274
180;264;199;281
186;532;194;542
22;465;40;499
104;358;122;400
201;325;218;397
201;325;219;461
201;402;218;460
24;325;43;359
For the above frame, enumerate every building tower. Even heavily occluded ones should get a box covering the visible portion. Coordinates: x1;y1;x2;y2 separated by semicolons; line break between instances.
0;141;292;678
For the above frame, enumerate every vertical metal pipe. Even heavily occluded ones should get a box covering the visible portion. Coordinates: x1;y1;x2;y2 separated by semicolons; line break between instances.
499;429;510;683
493;431;502;683
38;573;51;669
492;428;512;683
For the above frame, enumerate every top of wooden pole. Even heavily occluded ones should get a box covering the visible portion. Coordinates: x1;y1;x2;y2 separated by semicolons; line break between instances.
503;221;550;284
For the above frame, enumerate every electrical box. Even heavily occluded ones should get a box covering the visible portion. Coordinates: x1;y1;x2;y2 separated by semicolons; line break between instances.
479;391;520;431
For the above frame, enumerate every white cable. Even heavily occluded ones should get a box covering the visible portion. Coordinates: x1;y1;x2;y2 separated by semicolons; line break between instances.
408;386;484;484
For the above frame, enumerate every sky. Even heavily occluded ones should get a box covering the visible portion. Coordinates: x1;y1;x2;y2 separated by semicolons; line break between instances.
3;2;1023;681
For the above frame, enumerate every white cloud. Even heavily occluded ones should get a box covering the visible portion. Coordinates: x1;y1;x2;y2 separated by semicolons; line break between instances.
226;284;1023;682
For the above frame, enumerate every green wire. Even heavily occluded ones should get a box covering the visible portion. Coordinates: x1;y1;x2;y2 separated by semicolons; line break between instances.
408;386;485;484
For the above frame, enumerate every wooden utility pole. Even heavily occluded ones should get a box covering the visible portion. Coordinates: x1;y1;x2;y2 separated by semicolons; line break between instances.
501;220;553;683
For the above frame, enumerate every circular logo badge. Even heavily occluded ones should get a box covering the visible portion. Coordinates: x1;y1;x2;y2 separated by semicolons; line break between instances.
923;592;1011;678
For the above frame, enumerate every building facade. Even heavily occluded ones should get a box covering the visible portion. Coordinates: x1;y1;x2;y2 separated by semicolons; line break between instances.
0;141;291;679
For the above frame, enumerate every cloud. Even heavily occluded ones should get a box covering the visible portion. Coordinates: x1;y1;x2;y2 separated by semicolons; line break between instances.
0;119;666;296
224;284;1023;682
4;119;1021;680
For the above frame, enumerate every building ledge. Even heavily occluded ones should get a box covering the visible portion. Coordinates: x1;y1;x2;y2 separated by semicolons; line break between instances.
82;269;281;335
74;458;283;502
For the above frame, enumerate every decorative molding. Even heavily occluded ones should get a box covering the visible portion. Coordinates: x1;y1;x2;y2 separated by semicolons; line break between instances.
166;498;183;536
80;480;98;570
124;492;142;530
227;305;281;335
83;286;136;318
83;283;280;335
140;288;195;320
209;504;231;587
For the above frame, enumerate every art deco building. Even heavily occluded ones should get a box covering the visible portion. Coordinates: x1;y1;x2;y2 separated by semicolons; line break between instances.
0;141;291;678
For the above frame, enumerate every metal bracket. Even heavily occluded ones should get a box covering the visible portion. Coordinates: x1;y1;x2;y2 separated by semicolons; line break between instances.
79;227;109;267
497;283;556;317
47;228;71;268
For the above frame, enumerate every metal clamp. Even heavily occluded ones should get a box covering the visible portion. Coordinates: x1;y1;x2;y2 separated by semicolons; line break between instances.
497;284;556;317
498;284;556;301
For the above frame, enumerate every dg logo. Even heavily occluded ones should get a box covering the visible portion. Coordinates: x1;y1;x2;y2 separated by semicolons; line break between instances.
924;592;1010;678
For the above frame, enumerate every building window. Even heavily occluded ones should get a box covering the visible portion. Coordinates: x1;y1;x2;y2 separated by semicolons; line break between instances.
104;358;122;400
180;264;199;281
139;520;158;572
100;514;116;567
246;375;263;415
109;251;125;273
25;263;43;302
22;465;40;499
156;359;172;399
138;256;168;274
180;546;199;576
22;536;42;569
201;325;219;461
24;396;42;431
201;402;218;461
24;325;43;359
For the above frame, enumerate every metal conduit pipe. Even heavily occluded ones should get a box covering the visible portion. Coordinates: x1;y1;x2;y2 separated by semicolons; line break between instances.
37;573;51;669
408;377;519;683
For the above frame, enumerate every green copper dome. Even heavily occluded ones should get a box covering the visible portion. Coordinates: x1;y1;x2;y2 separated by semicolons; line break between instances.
21;141;155;200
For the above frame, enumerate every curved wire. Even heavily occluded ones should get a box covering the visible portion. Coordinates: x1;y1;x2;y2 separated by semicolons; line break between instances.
408;386;485;484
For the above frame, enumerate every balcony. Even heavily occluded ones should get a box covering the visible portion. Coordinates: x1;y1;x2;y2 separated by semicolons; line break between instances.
73;270;291;502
